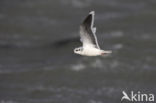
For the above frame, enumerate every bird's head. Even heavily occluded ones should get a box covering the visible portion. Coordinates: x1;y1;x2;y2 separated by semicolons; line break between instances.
74;47;83;55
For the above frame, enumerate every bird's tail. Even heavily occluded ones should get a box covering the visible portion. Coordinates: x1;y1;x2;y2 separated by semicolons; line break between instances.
101;50;112;56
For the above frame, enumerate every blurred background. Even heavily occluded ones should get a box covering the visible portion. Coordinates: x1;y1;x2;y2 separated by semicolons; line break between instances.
0;0;156;103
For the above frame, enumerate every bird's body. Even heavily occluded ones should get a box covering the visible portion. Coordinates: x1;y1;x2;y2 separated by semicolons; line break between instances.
78;46;111;56
74;11;112;56
80;46;102;56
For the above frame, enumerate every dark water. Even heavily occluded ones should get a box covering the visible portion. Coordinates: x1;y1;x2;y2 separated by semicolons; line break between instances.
0;0;156;103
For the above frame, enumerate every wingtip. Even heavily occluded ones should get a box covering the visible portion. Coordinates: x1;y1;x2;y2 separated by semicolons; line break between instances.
89;11;95;15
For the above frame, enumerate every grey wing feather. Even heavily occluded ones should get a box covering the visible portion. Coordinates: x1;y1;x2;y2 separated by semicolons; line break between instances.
80;11;100;49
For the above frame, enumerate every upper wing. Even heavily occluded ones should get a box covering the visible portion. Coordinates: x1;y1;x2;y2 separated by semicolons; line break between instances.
80;11;100;49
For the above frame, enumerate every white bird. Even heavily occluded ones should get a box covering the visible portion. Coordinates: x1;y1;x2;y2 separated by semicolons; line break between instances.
74;11;112;56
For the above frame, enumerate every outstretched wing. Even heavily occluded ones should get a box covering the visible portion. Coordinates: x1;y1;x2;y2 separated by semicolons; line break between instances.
80;11;100;49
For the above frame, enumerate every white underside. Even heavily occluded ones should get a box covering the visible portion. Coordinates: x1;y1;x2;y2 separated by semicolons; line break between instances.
80;46;103;56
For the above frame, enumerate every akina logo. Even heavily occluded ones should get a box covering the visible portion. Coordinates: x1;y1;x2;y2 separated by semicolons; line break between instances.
121;91;154;102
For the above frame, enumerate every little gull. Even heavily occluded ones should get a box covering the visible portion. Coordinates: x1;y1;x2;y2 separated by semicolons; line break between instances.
74;11;112;56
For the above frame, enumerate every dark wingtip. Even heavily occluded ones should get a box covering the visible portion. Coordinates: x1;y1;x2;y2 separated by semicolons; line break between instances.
82;11;94;28
89;11;95;15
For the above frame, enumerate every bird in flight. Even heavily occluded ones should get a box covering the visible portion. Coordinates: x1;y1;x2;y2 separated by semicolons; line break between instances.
74;11;112;56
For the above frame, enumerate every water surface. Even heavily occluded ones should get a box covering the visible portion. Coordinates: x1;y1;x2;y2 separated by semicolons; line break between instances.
0;0;156;103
